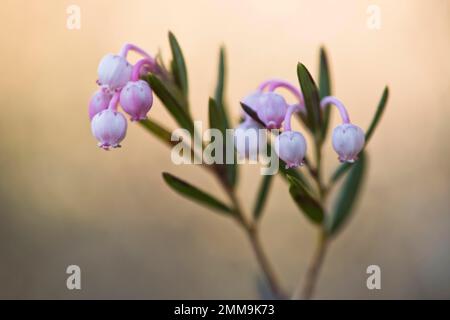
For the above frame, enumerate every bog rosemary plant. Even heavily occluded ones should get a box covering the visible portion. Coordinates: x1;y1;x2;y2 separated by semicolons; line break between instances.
88;32;389;299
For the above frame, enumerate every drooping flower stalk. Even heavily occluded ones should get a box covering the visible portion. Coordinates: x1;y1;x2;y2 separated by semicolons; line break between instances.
320;96;350;124
120;44;160;76
107;91;120;111
262;79;303;102
119;43;153;60
283;103;303;132
131;58;156;81
321;96;365;163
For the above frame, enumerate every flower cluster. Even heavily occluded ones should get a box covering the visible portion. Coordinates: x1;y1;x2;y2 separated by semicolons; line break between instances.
87;35;389;300
88;44;157;150
89;44;365;166
237;79;365;167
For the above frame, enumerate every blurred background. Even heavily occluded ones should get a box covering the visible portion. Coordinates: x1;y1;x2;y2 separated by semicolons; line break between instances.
0;0;449;299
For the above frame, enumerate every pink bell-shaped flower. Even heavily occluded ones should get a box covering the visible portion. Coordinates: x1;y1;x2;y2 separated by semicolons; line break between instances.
97;54;132;90
234;119;263;159
91;109;128;150
241;91;288;129
274;131;307;169
119;80;153;121
88;88;113;120
241;91;264;118
256;92;288;129
332;124;365;163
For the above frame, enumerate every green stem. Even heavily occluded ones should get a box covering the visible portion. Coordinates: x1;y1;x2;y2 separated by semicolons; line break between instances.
291;139;329;300
247;225;287;299
292;229;328;299
226;186;287;299
314;142;326;201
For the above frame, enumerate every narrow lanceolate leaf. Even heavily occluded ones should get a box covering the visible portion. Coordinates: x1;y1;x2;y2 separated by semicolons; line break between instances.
265;141;313;192
214;47;231;129
318;47;332;140
208;98;226;134
139;119;173;146
140;119;199;164
278;160;312;192
297;63;322;136
162;172;234;215
330;162;351;183
240;102;266;127
168;32;189;99
146;74;194;135
287;174;324;224
253;175;273;221
214;48;237;186
365;86;389;144
326;152;367;235
209;98;237;187
331;87;389;183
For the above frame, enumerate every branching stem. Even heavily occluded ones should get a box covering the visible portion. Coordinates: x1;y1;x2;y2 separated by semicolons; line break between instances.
221;182;287;299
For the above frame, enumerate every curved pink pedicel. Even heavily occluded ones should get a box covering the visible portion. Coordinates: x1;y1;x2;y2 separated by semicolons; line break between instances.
283;104;303;132
258;79;304;108
120;43;159;75
131;58;157;81
120;43;152;59
107;92;120;111
320;96;351;124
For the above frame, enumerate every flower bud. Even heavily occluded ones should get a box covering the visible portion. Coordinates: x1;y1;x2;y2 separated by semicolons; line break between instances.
275;131;307;169
88;88;113;120
332;124;365;163
234;119;263;159
91;109;128;150
97;54;132;90
256;92;288;129
119;80;153;121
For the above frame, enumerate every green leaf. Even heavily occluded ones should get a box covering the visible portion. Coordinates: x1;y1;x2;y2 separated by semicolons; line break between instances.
240;102;266;127
214;48;237;187
279;161;312;191
326;152;367;235
209;98;237;188
146;74;194;135
208;98;226;134
297;63;322;137
162;172;234;215
330;162;351;183
365;86;389;144
318;47;332;140
330;87;389;183
139;118;173;146
168;32;188;99
264;141;313;192
140;118;200;163
287;174;324;224
214;47;231;129
253;175;273;221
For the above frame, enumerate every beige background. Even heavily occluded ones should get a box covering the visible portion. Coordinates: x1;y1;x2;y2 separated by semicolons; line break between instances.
0;0;449;299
